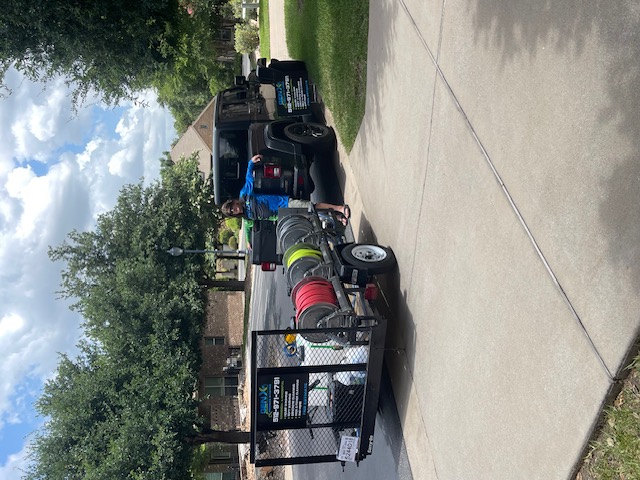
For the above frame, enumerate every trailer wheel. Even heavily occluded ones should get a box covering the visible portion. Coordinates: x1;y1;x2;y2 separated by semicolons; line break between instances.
284;122;334;148
341;244;397;275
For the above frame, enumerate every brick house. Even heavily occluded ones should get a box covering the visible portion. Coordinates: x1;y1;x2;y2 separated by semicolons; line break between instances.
197;289;245;479
214;19;243;63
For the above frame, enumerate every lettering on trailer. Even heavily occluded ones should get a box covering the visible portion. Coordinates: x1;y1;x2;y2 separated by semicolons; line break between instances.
256;372;310;429
284;75;292;113
274;73;311;116
272;376;280;423
275;82;285;108
258;384;272;417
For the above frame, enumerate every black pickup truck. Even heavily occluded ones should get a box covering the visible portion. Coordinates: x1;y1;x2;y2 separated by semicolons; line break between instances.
211;58;338;268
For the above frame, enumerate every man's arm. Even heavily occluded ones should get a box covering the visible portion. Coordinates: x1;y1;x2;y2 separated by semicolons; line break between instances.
240;154;262;197
243;218;254;246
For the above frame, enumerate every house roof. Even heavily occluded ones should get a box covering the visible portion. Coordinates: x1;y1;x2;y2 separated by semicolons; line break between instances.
170;97;217;176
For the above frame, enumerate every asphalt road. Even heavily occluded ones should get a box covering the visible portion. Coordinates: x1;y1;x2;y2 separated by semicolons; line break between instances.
293;365;413;480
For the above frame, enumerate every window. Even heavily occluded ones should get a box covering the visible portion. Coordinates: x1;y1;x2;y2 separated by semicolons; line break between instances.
205;337;225;346
220;156;240;181
205;376;239;397
206;443;232;461
219;28;232;42
214;130;249;200
204;472;236;480
220;102;250;118
218;131;248;167
222;89;247;102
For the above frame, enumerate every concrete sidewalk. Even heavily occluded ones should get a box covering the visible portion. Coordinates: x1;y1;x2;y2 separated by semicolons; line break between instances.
268;1;291;62
268;1;640;479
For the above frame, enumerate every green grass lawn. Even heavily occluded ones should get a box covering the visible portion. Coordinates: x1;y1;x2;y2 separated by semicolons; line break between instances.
283;0;369;152
579;354;640;479
258;0;270;59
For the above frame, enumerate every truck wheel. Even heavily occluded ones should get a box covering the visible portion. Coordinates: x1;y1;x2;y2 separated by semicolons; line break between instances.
284;122;333;147
340;244;397;275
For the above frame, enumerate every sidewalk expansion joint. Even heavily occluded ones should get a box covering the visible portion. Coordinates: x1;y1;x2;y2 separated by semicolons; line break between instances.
398;0;615;383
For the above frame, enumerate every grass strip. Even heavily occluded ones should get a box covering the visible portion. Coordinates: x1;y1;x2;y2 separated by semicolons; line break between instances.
259;0;270;59
579;354;640;479
284;0;369;151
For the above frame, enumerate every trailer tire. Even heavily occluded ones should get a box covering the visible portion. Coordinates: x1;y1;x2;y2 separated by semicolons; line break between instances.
341;244;397;275
284;122;334;148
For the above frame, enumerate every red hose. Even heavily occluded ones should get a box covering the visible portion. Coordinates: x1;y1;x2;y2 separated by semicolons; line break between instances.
293;278;338;322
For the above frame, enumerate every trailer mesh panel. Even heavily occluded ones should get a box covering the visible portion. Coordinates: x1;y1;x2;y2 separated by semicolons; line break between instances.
251;326;375;465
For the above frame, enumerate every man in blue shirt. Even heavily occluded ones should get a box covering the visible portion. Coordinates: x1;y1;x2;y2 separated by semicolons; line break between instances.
221;154;350;224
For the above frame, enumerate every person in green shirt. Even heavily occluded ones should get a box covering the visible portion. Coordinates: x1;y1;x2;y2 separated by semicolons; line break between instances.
221;154;351;246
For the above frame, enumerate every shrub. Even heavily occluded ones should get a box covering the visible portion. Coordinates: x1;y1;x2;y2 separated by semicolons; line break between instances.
228;235;238;249
218;229;233;244
225;217;242;232
234;21;259;54
227;0;243;18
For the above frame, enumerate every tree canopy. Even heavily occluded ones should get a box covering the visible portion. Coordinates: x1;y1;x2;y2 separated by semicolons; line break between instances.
151;0;239;133
26;158;247;480
1;0;187;105
0;0;238;121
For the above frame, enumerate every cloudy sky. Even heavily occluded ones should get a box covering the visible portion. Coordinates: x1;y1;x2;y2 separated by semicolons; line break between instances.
0;67;176;479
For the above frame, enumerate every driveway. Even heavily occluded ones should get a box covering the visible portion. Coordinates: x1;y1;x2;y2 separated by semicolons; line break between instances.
272;1;640;479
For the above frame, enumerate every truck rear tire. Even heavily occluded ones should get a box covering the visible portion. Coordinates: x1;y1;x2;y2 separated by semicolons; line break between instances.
284;122;334;148
340;244;397;275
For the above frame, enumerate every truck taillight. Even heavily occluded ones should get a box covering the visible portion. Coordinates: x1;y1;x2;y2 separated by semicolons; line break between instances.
263;164;281;178
261;262;277;272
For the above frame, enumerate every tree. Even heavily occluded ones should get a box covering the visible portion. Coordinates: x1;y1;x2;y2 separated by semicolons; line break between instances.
0;0;190;106
234;21;260;54
219;228;234;244
29;157;245;479
151;1;237;134
224;217;242;232
27;342;226;479
0;0;237;111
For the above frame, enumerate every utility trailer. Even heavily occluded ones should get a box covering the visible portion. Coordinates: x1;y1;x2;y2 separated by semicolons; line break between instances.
250;206;396;467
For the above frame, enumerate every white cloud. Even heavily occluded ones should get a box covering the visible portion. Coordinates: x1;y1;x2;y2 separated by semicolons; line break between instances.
2;70;93;165
108;148;132;177
0;314;25;339
0;66;176;467
5;167;53;240
0;443;30;480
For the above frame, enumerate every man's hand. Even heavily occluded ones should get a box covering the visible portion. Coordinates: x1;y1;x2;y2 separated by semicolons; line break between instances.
251;154;263;164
